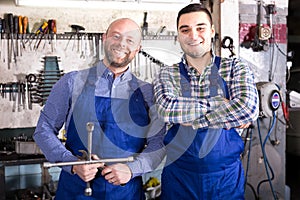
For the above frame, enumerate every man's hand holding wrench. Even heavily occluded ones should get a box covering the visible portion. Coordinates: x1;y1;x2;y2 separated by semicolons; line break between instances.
72;153;104;183
43;122;134;196
101;163;132;186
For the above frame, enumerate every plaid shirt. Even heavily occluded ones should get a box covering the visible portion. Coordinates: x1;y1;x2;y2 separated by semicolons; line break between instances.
153;55;259;129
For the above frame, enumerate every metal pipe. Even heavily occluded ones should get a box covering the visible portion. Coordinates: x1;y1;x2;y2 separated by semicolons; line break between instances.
43;157;134;168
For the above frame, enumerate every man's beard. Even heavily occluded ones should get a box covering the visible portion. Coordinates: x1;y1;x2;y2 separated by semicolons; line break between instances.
104;44;132;68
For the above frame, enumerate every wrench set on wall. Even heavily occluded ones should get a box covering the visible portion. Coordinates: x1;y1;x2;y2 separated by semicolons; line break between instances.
28;56;64;106
0;56;63;111
0;48;169;112
132;49;166;82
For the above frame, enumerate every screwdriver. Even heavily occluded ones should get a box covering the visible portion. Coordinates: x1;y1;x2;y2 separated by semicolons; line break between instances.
22;16;29;34
22;16;32;49
0;18;2;60
18;16;25;50
34;21;48;50
52;19;57;34
36;21;48;34
36;22;49;50
7;13;16;67
13;15;21;56
1;18;6;63
18;16;23;34
48;19;56;51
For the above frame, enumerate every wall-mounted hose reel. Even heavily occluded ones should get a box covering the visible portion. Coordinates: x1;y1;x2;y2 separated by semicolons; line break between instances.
256;82;281;118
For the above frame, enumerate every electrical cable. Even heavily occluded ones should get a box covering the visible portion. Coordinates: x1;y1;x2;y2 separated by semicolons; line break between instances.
274;42;287;57
243;126;259;200
256;112;278;199
269;113;279;145
246;182;259;200
244;127;252;184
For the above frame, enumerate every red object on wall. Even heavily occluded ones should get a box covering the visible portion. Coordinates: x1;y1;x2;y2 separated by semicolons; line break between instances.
239;23;287;44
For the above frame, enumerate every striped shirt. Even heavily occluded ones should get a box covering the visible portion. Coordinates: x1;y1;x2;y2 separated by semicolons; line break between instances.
153;55;259;129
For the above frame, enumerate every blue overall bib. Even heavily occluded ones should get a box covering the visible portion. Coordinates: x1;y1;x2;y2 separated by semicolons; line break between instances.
55;66;149;200
160;57;245;200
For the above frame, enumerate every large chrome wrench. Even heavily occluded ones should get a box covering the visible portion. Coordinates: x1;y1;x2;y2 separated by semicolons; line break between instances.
85;122;94;196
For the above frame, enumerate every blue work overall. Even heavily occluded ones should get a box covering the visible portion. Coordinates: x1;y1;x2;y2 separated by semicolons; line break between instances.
54;67;148;200
160;57;245;200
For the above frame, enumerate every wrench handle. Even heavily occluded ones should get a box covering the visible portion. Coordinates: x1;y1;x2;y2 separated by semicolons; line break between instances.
85;182;92;196
86;122;94;161
85;122;94;196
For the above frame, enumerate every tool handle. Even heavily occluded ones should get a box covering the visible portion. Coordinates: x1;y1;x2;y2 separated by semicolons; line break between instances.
71;24;85;32
0;18;2;33
143;12;148;22
18;16;23;34
86;122;94;161
22;16;28;34
52;20;57;34
1;19;6;33
7;13;14;34
13;16;19;34
85;122;94;196
48;19;53;34
36;21;48;34
85;182;92;196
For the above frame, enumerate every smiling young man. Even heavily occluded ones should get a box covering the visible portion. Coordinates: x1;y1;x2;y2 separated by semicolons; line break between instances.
33;18;166;200
154;4;259;200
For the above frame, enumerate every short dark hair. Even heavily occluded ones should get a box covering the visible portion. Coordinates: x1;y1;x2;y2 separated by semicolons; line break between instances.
176;3;213;28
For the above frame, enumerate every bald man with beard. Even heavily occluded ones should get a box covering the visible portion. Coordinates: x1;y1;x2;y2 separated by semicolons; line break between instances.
34;18;166;200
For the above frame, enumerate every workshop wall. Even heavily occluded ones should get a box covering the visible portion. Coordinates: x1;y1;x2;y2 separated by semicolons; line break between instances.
238;0;289;199
0;0;242;130
0;0;180;129
0;0;292;199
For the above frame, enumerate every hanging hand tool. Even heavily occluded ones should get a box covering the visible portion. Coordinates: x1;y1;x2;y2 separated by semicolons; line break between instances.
22;16;32;49
0;18;2;60
48;19;57;52
141;12;148;36
80;34;87;59
92;35;97;57
33;21;48;50
18;16;26;51
22;16;29;34
14;15;21;57
7;13;17;68
65;24;85;51
1;18;6;63
221;36;235;57
144;53;149;82
26;73;36;109
136;51;141;77
155;26;166;37
35;22;49;50
17;81;22;112
11;82;18;112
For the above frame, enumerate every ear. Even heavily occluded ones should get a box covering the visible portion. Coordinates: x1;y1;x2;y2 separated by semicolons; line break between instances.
136;44;142;53
211;24;216;39
102;33;107;42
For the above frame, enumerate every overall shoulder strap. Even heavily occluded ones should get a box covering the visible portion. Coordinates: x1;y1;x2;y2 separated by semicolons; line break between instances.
209;56;230;99
179;62;192;97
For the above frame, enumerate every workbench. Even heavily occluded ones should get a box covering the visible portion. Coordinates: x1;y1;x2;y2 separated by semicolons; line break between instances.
0;153;54;200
